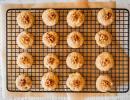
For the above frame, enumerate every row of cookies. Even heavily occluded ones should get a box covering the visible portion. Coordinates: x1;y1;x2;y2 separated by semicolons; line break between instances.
16;31;83;49
17;8;114;29
95;8;115;92
16;72;84;91
17;9;84;28
16;72;113;92
17;51;114;71
17;29;112;49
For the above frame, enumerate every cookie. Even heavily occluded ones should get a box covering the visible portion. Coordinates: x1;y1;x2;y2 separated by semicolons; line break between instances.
17;11;34;29
44;53;59;69
41;72;58;91
66;52;84;69
17;52;33;69
67;10;85;28
95;52;114;71
97;8;115;26
16;74;32;91
42;31;59;48
95;30;112;47
96;75;113;92
17;31;34;49
42;9;59;26
66;73;85;91
67;31;84;48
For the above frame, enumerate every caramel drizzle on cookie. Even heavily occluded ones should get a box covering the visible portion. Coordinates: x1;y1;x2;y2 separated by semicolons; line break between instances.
101;80;111;88
45;79;55;87
45;33;55;43
99;34;108;42
22;15;30;24
73;80;80;87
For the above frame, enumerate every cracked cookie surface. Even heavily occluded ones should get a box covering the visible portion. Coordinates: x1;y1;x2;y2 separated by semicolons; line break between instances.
42;31;59;48
17;11;34;29
95;30;112;48
17;52;33;69
66;73;85;91
66;52;84;69
96;75;113;92
42;9;59;26
97;8;115;26
95;52;114;71
16;74;32;91
67;31;84;48
17;31;34;49
67;10;85;28
44;53;59;70
41;72;59;91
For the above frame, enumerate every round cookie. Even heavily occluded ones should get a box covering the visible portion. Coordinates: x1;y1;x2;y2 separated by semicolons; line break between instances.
44;53;59;69
42;9;59;26
17;31;34;49
97;8;115;26
67;31;84;48
96;75;113;92
95;52;114;71
41;72;59;91
67;10;85;28
17;11;34;29
95;30;112;48
17;52;33;69
66;73;85;91
42;31;59;48
66;52;84;69
16;74;32;91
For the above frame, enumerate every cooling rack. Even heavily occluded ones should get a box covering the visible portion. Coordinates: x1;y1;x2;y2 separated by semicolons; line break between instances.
6;8;129;93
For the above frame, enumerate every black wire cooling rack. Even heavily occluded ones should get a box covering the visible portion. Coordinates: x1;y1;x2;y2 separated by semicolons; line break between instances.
6;8;129;93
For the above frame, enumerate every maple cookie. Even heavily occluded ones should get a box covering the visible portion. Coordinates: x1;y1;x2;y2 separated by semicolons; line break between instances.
16;74;32;91
97;8;115;26
41;72;59;91
66;73;85;91
96;75;113;92
42;9;59;26
42;31;59;48
95;30;112;48
17;31;34;49
17;52;33;69
66;52;84;70
95;52;114;71
44;53;59;70
17;11;34;29
67;10;85;28
67;31;84;48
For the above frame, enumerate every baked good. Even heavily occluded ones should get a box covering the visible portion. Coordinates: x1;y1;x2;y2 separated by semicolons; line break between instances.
67;31;84;48
41;72;59;91
42;31;59;48
17;11;34;29
96;75;113;92
66;52;84;69
66;73;85;91
95;30;112;47
44;53;59;69
16;74;32;91
67;10;85;28
42;9;59;26
97;8;115;26
17;52;33;69
17;31;34;49
95;52;114;71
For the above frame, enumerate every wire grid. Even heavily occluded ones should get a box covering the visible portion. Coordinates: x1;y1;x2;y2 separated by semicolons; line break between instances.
6;8;129;93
